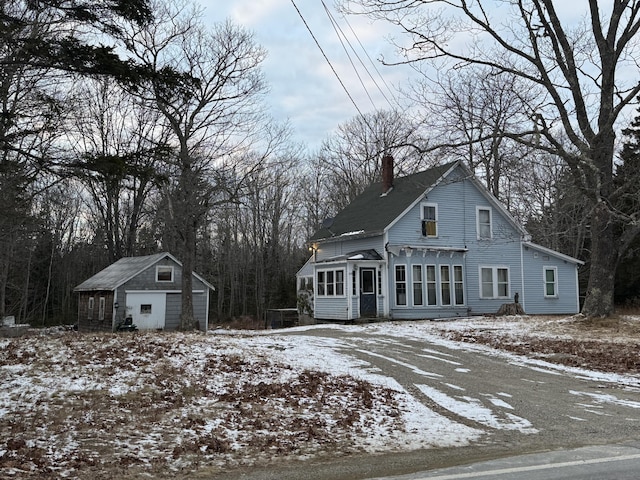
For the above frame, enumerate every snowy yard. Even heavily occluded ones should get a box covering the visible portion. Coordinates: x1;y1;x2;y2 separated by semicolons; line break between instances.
1;315;639;479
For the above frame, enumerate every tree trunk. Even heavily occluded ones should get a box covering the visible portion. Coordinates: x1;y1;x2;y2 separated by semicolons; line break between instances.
581;202;617;317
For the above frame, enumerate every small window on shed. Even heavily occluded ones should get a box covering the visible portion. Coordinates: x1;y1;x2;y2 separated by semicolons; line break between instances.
87;297;94;319
140;304;152;314
156;266;173;282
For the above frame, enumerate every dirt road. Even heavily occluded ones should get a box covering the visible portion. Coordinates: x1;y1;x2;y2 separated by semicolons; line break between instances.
210;326;640;480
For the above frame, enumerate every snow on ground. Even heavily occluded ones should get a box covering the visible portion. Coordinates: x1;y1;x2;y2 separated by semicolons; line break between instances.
1;315;639;478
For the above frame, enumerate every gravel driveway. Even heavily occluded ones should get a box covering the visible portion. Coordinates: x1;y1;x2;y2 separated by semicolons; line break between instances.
213;322;640;480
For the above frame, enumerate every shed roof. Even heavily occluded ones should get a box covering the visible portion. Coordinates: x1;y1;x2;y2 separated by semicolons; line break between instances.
311;161;457;242
73;252;215;292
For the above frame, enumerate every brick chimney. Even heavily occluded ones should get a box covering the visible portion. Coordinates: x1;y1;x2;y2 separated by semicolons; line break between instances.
381;154;394;194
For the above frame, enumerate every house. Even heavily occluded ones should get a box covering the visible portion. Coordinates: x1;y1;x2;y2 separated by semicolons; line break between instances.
74;252;214;332
297;157;583;321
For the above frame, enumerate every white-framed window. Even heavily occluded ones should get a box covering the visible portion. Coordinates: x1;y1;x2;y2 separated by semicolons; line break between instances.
87;297;94;319
440;265;451;306
480;266;510;299
426;265;437;305
156;265;174;282
544;266;558;297
412;265;423;306
316;269;345;297
477;206;492;239
98;297;105;321
454;265;465;306
395;265;407;306
421;203;438;237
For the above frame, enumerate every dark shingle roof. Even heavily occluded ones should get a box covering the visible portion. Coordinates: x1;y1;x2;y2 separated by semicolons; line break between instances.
74;253;170;291
311;161;457;241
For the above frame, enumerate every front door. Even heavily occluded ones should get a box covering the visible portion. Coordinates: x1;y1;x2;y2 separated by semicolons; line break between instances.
359;268;377;317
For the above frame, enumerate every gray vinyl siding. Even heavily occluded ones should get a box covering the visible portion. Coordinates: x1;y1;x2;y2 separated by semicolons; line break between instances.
521;246;580;314
164;292;208;330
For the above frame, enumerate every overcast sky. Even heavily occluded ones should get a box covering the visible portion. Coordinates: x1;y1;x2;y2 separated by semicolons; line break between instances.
201;0;413;150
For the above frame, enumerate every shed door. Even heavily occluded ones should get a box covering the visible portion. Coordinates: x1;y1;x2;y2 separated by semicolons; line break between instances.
126;292;166;330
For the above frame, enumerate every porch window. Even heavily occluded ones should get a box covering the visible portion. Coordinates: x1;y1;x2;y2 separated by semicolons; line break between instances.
421;203;438;237
477;207;492;239
412;265;423;306
440;266;451;306
395;265;407;306
426;265;437;305
480;266;510;299
454;265;465;305
316;269;345;297
156;266;173;282
544;267;558;297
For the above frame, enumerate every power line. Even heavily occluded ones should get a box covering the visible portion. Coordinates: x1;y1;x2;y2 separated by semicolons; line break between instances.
289;0;367;120
322;1;377;110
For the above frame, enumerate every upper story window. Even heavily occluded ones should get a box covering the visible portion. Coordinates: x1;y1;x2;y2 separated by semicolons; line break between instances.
156;265;174;282
477;206;492;239
421;203;438;237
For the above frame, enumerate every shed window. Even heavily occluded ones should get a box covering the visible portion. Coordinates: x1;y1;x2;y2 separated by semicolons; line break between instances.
98;297;105;321
544;267;558;297
87;297;94;319
156;266;173;282
141;304;152;314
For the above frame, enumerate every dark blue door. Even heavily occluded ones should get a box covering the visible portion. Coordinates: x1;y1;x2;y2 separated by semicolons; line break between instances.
359;268;377;317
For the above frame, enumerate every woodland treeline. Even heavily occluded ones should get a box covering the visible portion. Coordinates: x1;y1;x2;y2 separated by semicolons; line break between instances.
2;0;640;326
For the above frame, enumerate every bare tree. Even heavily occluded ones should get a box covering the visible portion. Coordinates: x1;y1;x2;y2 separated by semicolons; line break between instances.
127;0;272;329
319;109;433;210
343;0;640;316
69;78;167;262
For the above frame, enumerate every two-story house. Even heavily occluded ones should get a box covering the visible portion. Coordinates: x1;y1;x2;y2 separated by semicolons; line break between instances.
297;157;583;321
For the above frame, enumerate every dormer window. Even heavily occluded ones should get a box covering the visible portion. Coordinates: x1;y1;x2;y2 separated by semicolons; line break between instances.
421;203;438;237
156;265;173;282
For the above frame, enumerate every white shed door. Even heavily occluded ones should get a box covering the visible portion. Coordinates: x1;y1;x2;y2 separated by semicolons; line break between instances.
126;292;166;330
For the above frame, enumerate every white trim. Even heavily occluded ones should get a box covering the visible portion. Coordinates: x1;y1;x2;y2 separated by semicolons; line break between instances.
420;202;439;238
479;265;511;299
125;289;205;294
411;264;424;306
524;241;584;265
315;268;347;298
394;264;408;307
156;265;174;282
543;266;559;298
476;206;493;240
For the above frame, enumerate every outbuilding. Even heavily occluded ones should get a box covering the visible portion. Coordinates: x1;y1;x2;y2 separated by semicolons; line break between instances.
74;252;214;332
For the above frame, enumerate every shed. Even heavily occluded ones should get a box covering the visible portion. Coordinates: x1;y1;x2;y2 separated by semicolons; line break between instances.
73;252;214;332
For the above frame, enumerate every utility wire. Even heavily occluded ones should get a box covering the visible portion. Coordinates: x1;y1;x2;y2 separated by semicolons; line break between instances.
337;6;399;107
289;0;367;120
322;1;377;110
